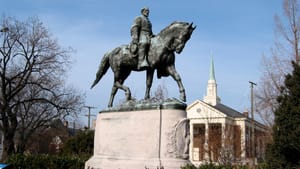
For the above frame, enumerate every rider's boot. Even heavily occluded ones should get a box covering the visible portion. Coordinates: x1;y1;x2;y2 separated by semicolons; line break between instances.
137;48;149;70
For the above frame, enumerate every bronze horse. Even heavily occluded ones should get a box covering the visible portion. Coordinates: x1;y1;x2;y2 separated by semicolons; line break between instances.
91;21;196;107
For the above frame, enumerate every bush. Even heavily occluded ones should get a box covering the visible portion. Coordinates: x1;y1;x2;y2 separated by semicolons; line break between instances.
181;163;250;169
61;130;94;157
257;162;269;169
181;163;197;169
5;130;94;168
6;154;87;169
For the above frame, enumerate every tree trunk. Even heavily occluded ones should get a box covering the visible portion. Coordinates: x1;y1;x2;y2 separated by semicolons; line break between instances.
16;143;26;155
15;130;30;154
1;131;15;162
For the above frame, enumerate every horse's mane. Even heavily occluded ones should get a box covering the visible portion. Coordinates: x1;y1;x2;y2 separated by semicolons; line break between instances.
158;21;189;36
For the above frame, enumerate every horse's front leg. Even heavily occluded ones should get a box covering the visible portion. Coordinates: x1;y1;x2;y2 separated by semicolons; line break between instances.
167;66;186;102
145;69;154;100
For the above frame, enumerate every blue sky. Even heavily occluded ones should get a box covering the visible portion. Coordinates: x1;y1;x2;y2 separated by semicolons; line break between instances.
1;0;283;124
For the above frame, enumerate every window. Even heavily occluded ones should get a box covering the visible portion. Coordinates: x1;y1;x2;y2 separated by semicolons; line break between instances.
193;124;205;161
208;123;222;162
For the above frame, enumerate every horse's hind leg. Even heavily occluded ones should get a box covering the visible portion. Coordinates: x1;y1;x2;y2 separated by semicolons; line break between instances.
108;86;118;107
114;80;131;101
109;70;131;107
108;80;131;107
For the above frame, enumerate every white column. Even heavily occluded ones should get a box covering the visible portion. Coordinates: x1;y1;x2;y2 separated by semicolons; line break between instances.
240;122;246;161
221;123;226;148
189;121;194;162
204;122;209;162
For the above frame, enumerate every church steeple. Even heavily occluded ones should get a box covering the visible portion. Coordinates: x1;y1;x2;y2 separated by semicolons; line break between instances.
209;57;216;80
204;56;221;106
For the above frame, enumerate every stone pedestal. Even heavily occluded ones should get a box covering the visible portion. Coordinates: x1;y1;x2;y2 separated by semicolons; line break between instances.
85;99;190;169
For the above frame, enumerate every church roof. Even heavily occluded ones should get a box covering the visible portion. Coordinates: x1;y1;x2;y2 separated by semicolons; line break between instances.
210;102;266;129
213;103;245;118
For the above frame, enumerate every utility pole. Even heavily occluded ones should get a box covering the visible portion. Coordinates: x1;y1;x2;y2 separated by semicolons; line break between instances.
84;106;96;129
249;81;257;166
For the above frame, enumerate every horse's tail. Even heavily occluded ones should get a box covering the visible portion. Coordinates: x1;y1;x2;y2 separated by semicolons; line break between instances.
91;53;109;89
91;49;114;89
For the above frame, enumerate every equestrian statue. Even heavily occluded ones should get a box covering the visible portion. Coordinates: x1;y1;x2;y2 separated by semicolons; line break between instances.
91;8;196;107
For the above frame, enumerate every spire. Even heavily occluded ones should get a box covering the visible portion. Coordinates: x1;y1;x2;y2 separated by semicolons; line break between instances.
203;54;221;106
209;56;216;80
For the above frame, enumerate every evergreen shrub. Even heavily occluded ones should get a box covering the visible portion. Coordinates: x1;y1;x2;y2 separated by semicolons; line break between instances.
6;154;87;169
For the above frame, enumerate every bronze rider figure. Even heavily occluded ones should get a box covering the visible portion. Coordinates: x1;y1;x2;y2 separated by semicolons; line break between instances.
130;7;154;70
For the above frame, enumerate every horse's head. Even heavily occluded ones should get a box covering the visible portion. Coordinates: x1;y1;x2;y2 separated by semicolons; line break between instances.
173;22;196;53
159;22;196;54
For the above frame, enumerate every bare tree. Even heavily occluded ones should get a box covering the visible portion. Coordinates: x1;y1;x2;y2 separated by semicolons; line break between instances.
218;124;243;166
255;0;300;130
0;16;84;161
151;82;169;102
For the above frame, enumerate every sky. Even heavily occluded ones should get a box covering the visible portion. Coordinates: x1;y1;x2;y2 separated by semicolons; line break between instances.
1;0;284;125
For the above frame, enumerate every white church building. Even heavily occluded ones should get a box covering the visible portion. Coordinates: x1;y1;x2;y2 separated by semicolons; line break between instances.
187;58;267;165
